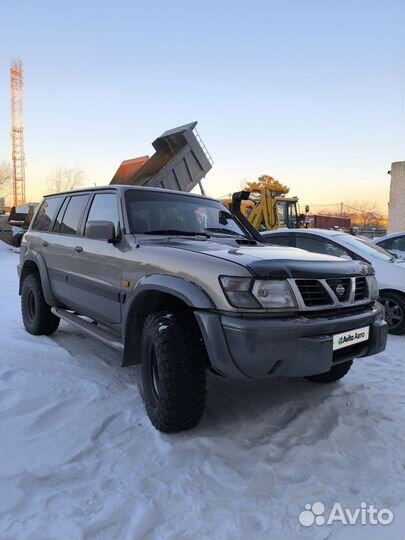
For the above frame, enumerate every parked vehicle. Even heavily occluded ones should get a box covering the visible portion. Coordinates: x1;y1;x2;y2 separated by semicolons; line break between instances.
18;187;387;432
373;232;405;260
262;228;405;335
8;203;39;246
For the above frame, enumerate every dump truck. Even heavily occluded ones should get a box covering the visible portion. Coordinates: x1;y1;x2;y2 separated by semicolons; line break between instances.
110;121;213;193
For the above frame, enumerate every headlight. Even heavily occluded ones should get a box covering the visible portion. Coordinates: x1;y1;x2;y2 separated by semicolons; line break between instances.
252;279;298;308
219;276;298;309
366;275;379;300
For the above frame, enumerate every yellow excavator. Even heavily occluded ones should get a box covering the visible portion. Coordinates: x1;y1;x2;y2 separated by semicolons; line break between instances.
222;188;308;231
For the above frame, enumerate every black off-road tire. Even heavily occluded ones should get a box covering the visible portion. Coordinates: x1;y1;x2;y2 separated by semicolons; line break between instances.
305;360;353;383
21;273;60;335
141;311;207;433
379;291;405;335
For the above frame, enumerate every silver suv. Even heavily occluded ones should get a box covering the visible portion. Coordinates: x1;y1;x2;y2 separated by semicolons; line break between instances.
18;186;388;432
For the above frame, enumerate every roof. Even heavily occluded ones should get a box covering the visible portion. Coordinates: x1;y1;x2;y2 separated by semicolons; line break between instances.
374;231;405;242
43;184;217;202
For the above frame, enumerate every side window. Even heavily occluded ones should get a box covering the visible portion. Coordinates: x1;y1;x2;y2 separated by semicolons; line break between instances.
31;197;63;232
85;193;119;234
52;197;69;233
378;239;392;250
60;195;89;235
296;236;350;258
392;236;405;252
266;235;289;246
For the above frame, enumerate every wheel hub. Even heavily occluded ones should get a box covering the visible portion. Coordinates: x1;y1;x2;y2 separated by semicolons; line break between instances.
383;299;402;328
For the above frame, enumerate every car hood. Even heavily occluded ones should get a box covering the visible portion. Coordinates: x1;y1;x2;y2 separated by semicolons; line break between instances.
139;237;372;278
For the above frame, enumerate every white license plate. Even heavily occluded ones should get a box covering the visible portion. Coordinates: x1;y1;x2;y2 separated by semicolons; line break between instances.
333;326;370;351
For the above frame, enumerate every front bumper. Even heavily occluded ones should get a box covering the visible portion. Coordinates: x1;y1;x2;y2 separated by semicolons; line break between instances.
195;302;388;380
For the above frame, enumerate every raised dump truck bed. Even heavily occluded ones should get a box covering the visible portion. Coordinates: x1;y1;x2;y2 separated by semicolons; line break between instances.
110;121;213;193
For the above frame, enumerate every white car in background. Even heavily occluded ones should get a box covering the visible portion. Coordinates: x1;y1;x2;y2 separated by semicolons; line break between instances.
261;228;405;335
373;232;405;260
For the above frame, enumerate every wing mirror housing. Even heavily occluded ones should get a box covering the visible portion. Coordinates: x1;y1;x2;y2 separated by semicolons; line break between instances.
85;220;117;243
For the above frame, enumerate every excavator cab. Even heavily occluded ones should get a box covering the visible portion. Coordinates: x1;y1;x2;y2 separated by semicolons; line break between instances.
274;197;300;229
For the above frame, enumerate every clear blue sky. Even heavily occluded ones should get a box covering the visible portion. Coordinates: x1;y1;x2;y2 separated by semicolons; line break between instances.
1;0;404;213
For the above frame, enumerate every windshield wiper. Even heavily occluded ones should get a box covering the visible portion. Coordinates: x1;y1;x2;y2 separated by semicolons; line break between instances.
204;227;249;239
142;229;210;237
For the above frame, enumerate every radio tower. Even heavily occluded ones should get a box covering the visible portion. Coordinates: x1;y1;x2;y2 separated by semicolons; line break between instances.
10;58;26;207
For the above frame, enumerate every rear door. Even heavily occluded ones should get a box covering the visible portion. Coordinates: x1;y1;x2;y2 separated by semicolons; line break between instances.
28;195;66;294
45;193;90;305
68;191;123;324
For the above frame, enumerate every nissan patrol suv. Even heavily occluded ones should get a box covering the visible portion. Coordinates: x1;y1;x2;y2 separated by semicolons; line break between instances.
18;186;387;432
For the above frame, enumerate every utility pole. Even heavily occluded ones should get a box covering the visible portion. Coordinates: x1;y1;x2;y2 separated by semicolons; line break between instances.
10;58;26;207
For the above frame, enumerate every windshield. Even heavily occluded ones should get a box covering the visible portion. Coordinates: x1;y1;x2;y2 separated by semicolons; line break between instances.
338;234;394;262
125;190;249;238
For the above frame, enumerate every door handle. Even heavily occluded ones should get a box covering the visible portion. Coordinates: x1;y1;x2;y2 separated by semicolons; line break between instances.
74;245;83;253
42;240;49;247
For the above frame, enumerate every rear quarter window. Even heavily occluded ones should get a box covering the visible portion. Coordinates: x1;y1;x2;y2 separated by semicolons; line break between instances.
31;197;64;232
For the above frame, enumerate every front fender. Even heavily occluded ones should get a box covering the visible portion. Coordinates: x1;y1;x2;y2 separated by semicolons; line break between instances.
121;274;215;366
126;274;215;311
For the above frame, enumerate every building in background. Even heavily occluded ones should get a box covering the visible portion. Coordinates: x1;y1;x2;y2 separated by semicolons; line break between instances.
388;161;405;233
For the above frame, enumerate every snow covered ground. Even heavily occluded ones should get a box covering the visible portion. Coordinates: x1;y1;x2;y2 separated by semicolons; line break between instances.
0;240;404;540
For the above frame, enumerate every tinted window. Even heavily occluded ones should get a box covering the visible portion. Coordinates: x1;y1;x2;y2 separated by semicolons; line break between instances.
265;235;289;246
32;197;63;232
52;197;69;232
378;239;390;250
380;236;405;253
125;190;248;237
391;236;405;252
85;193;119;234
296;236;350;258
60;195;89;235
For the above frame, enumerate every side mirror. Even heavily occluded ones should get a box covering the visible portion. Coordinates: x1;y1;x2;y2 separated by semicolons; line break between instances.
85;220;116;242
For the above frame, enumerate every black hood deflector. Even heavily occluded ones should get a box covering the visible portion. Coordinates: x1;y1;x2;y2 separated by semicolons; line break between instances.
247;259;373;279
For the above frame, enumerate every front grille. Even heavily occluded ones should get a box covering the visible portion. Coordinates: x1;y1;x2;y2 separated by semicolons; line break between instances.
355;277;368;301
300;303;374;319
295;279;333;307
326;278;351;302
292;276;371;311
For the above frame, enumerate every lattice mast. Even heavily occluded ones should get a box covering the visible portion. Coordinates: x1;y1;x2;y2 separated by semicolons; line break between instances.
10;58;26;207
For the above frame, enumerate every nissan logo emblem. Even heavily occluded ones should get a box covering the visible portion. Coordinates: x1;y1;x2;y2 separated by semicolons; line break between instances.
335;284;346;297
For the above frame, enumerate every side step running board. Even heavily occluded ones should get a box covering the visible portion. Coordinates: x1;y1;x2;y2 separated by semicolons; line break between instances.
51;307;124;352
